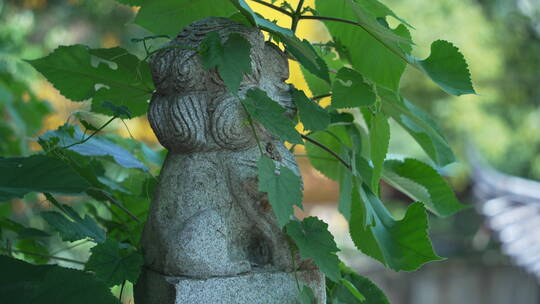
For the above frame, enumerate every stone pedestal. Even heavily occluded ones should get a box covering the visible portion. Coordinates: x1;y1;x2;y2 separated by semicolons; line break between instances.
135;268;326;304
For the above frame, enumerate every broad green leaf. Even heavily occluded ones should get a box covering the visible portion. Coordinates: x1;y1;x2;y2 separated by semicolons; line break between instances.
379;88;455;166
329;264;388;304
286;217;341;282
41;125;148;171
305;124;353;181
338;169;353;221
27;46;153;118
369;112;390;192
350;183;442;271
316;0;412;91
41;195;106;243
0;155;90;201
340;279;366;302
414;40;475;96
291;88;330;132
383;158;466;217
114;0;143;5
300;46;344;97
316;1;474;96
358;0;412;28
134;0;237;37
85;239;143;286
257;156;303;227
296;285;316;304
200;32;252;94
331;68;376;109
242;88;302;144
231;0;330;83
0;255;120;304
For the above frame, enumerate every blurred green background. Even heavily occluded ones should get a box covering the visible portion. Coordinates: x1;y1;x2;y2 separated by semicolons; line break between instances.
2;0;540;303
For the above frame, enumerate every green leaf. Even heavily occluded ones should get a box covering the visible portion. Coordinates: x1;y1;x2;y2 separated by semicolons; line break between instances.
0;155;91;201
300;46;344;97
350;183;442;271
331;68;376;109
41;197;106;243
340;279;366;302
296;285;317;304
358;0;412;28
114;0;143;6
41;125;148;171
368;112;390;192
338;170;353;221
0;255;120;304
316;0;412;91
329;265;388;304
286;217;341;282
383;158;466;217
291;88;330;132
231;0;330;83
379;88;454;166
414;40;475;96
134;0;237;37
27;45;153;118
200;32;252;94
316;1;474;96
242;88;302;144
305;125;353;181
85;239;143;286
257;157;303;227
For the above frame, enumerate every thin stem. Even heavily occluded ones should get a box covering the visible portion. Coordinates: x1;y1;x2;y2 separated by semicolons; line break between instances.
91;188;142;223
250;0;293;17
240;102;264;156
291;0;305;33
298;15;411;65
119;280;127;302
142;45;198;62
311;93;331;101
1;248;86;265
62;116;117;149
301;134;351;169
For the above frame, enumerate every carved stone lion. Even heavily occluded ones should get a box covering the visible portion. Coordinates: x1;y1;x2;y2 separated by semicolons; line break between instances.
140;17;305;278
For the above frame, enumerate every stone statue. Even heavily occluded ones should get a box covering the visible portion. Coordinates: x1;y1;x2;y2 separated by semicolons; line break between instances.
135;17;325;304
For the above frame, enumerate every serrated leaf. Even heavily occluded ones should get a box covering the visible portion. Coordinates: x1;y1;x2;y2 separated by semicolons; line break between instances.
0;155;90;201
242;88;302;144
85;239;143;286
0;255;120;304
369;112;390;191
134;0;237;37
291;88;330;132
350;183;442;271
286;217;341;282
305;125;353;181
330;265;388;304
41;125;147;171
383;158;466;217
316;0;412;91
316;1;474;96
413;40;475;96
257;156;302;227
27;45;153;118
41;201;105;243
331;68;376;109
231;0;330;83
300;46;345;97
200;32;252;94
380;88;455;166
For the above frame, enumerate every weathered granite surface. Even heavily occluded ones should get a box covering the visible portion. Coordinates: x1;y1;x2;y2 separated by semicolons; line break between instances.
135;17;325;303
135;268;325;304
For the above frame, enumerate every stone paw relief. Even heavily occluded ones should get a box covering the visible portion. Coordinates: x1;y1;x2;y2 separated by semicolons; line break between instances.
135;18;325;304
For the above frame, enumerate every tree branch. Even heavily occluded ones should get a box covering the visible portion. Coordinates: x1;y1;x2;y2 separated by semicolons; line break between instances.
301;134;351;169
250;0;293;17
